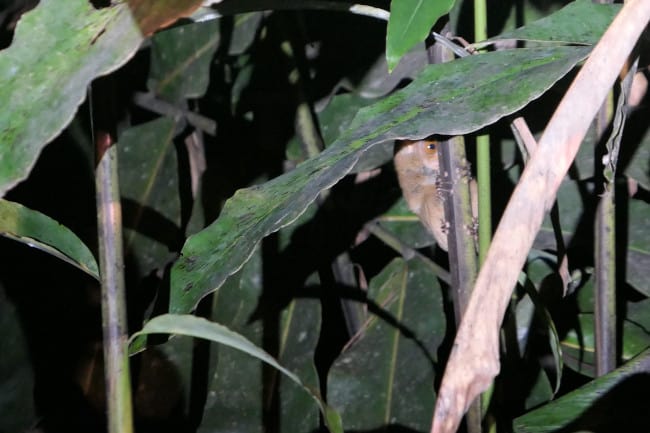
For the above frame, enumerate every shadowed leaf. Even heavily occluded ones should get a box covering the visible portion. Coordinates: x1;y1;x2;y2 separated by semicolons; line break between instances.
170;45;591;315
0;199;98;279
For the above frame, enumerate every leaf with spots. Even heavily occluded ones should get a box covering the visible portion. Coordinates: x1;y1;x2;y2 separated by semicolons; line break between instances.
170;45;591;315
148;20;220;102
0;0;142;197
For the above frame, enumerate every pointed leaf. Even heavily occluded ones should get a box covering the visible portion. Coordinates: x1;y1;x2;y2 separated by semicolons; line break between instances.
130;314;342;433
327;256;445;431
198;248;321;433
561;313;650;378
149;20;220;101
386;0;455;71
118;117;181;275
0;0;143;197
514;349;650;433
171;45;591;314
0;199;98;279
477;0;621;48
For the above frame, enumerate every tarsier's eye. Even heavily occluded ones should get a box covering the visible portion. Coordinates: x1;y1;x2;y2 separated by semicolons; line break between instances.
423;141;438;154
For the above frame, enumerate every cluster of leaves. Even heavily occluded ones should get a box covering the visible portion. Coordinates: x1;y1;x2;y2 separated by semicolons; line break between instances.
0;0;649;432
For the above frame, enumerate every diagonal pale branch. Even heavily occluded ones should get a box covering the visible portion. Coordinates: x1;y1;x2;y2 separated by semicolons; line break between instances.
430;2;650;433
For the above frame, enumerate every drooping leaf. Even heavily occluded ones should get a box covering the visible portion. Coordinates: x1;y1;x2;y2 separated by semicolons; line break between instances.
171;45;591;315
0;199;98;279
476;0;621;48
386;0;455;71
126;0;204;36
118;117;181;276
130;314;342;433
149;20;220;102
0;0;142;197
514;349;650;433
327;256;445;431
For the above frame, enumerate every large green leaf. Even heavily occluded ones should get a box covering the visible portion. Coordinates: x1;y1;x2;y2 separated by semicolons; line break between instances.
149;20;220;102
130;314;342;433
197;248;321;433
561;313;650;378
0;0;143;197
385;0;455;72
514;349;650;433
477;0;621;47
537;180;650;297
0;199;98;279
118;117;181;276
170;45;591;314
327;256;445;431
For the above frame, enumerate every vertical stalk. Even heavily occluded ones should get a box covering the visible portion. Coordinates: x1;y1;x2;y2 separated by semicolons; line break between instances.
593;0;618;379
594;87;616;377
595;181;616;376
96;130;134;433
473;2;491;431
474;0;491;266
428;25;481;433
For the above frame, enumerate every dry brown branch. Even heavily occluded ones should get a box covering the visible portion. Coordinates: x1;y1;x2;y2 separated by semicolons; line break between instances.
430;2;650;432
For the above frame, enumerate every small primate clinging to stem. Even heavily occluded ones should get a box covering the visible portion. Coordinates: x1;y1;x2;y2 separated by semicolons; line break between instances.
394;139;477;251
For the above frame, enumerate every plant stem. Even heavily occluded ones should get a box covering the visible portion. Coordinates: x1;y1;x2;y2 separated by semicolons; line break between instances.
593;0;619;380
428;22;482;433
474;0;491;267
96;131;134;433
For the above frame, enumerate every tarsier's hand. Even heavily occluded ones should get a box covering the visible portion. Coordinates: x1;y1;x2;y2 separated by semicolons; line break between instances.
394;139;477;251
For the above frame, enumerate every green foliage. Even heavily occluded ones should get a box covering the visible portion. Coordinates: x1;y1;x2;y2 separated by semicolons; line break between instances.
0;0;142;195
386;0;455;71
0;199;99;278
1;1;648;433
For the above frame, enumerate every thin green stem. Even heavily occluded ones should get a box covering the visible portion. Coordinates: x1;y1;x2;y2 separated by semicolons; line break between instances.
474;0;491;267
428;22;481;433
96;132;134;433
472;2;490;432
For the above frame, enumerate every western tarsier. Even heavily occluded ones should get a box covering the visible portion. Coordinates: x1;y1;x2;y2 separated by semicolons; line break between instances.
393;139;478;251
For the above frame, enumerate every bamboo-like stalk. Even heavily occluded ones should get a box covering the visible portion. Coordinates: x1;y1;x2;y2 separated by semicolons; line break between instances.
474;0;491;267
96;131;134;433
593;0;617;379
595;184;617;376
428;25;481;433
